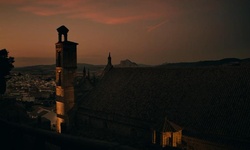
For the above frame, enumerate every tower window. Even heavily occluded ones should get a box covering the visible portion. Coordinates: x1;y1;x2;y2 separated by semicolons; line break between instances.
56;51;62;67
57;71;62;86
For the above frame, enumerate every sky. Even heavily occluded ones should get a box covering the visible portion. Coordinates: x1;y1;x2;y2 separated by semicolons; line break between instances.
1;0;250;67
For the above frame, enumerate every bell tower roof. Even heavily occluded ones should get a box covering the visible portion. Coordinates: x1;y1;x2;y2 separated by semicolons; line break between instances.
57;25;70;42
57;25;69;34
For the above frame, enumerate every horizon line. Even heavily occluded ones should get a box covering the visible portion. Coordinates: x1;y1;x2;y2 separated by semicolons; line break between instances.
13;57;249;68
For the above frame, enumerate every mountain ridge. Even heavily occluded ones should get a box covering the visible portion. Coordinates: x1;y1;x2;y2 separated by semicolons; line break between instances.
159;58;250;67
12;57;250;74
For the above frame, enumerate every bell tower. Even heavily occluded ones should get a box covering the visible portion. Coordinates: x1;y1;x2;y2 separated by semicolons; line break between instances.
55;25;78;133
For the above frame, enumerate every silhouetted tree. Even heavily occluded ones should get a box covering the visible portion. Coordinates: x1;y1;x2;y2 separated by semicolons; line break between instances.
0;49;14;96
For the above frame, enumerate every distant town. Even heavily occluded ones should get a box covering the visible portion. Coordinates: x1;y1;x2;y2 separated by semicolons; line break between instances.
6;73;55;105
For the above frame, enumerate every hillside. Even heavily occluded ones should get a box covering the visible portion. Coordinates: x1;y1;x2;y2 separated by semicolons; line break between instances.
159;58;250;68
115;59;138;67
13;63;105;75
12;58;250;75
12;60;150;75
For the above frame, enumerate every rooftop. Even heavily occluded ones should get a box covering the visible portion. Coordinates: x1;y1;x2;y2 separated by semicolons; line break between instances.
78;65;250;139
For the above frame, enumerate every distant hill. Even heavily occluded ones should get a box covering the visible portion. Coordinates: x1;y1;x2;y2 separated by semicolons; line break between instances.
13;63;105;75
115;59;151;67
12;59;151;75
13;58;249;75
115;59;138;67
14;57;54;68
77;63;105;73
13;64;55;75
158;58;250;68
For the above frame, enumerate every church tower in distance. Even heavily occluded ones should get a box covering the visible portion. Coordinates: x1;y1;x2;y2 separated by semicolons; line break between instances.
103;52;113;73
55;25;78;133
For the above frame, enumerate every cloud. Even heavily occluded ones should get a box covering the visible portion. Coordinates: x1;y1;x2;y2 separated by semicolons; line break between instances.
1;0;177;24
2;0;245;26
70;11;162;25
0;0;27;4
147;20;168;32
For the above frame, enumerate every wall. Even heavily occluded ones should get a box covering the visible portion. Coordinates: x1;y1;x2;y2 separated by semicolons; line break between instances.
182;135;233;150
76;110;153;147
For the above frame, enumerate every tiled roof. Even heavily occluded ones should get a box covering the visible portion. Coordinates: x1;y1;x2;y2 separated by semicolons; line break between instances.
78;66;250;138
157;117;182;132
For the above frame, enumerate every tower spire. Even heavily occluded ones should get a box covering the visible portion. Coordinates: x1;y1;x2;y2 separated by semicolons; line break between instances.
102;52;113;76
83;66;86;78
108;52;112;66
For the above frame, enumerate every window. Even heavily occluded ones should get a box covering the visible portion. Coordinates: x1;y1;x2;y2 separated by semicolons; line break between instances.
56;70;62;86
56;51;62;67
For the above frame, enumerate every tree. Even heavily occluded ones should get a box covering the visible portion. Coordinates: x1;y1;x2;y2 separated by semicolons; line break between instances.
0;49;14;96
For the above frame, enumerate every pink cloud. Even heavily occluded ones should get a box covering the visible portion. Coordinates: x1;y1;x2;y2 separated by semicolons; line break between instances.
0;0;224;26
147;20;168;32
20;5;76;16
70;11;162;24
0;0;27;4
2;0;178;25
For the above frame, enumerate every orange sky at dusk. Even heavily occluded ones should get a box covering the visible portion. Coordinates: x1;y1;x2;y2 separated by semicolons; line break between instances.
1;0;250;67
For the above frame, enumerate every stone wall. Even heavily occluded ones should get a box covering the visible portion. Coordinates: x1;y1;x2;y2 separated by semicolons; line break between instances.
182;135;234;150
